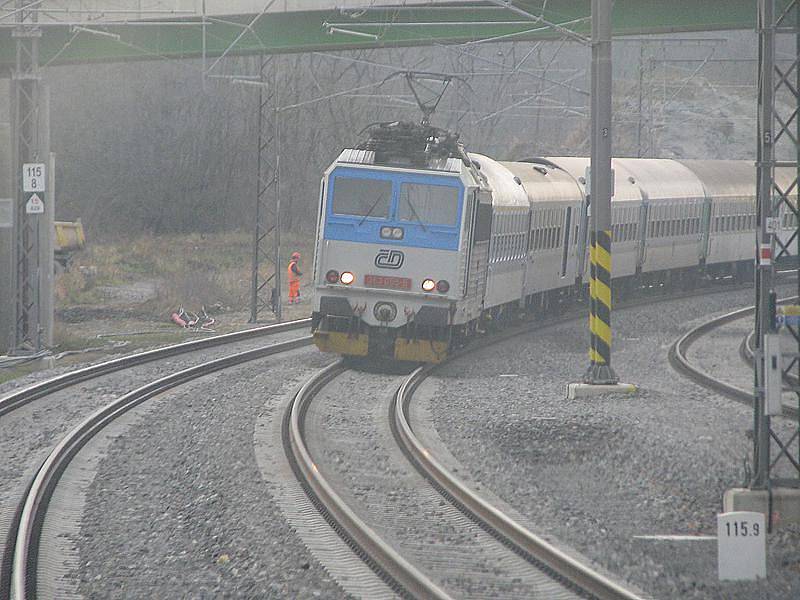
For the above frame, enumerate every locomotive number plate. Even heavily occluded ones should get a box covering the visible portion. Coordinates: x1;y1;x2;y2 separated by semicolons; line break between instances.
364;274;412;291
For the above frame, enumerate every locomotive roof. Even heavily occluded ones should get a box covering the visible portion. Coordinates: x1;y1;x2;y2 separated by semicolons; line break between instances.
336;148;464;173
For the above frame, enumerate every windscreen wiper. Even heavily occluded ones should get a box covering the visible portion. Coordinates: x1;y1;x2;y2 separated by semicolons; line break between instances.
358;195;385;227
403;196;428;232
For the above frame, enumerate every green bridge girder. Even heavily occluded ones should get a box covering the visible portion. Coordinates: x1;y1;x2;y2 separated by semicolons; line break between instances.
0;1;774;67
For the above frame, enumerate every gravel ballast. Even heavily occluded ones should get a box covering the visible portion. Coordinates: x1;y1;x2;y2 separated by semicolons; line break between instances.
74;347;350;599
426;286;800;600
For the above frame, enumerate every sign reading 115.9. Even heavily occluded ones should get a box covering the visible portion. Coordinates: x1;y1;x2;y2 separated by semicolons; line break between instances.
23;163;46;193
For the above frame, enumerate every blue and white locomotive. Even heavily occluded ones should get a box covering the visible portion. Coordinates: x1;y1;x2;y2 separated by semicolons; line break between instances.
311;121;796;362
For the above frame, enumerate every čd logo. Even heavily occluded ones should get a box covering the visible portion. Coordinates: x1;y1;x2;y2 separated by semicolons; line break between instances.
375;249;404;269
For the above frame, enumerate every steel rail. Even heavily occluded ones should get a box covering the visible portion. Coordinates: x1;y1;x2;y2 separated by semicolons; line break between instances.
742;327;800;383
285;361;451;600
669;302;798;418
392;365;643;600
668;305;756;403
0;318;310;418
9;334;312;600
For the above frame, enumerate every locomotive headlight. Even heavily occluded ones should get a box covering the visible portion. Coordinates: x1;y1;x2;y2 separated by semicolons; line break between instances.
380;226;404;240
325;270;339;284
436;280;450;293
340;271;355;285
421;278;436;292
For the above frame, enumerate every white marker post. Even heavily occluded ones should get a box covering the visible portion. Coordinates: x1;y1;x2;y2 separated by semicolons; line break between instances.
717;511;766;581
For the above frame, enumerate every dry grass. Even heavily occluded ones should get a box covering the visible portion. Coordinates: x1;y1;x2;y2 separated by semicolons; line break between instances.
56;230;315;315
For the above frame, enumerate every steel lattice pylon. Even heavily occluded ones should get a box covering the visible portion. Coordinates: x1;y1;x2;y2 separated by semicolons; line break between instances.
249;53;282;322
10;0;41;353
753;0;800;492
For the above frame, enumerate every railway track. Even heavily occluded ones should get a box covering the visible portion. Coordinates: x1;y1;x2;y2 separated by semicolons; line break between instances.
0;319;310;418
668;302;799;418
1;319;312;600
1;279;780;598
283;281;792;599
285;318;645;599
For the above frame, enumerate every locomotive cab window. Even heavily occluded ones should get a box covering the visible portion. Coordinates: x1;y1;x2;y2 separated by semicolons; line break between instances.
332;177;392;218
399;183;460;227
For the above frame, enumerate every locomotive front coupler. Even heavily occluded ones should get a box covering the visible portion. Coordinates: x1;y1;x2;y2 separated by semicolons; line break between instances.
348;303;366;338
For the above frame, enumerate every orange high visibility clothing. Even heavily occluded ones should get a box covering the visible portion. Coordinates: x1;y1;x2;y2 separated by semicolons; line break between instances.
288;260;301;284
288;259;301;302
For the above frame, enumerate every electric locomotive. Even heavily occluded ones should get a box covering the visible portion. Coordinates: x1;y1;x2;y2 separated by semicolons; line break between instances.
311;122;483;362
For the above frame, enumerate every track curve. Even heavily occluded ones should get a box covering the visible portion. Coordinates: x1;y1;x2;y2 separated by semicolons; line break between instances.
392;365;643;600
286;310;648;598
669;303;798;418
4;330;312;600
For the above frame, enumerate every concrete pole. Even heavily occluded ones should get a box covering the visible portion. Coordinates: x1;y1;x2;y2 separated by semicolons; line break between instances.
0;77;13;354
753;0;775;490
584;0;618;385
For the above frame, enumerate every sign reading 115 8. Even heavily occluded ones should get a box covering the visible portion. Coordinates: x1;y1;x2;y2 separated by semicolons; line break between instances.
23;163;46;193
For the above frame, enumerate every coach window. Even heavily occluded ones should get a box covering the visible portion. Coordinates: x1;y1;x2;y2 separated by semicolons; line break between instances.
683;205;690;235
544;211;551;249
553;211;560;248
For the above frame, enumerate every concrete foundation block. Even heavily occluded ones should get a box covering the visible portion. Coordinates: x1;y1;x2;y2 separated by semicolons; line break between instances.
566;382;638;399
723;487;800;528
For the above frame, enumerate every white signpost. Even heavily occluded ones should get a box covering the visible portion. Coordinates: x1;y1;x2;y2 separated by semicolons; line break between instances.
717;511;766;581
25;193;44;215
22;163;46;193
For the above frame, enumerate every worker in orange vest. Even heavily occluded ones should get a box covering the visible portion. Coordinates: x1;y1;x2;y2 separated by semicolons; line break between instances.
288;251;302;304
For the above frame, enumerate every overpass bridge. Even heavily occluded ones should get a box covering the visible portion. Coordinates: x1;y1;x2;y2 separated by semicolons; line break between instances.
0;1;768;68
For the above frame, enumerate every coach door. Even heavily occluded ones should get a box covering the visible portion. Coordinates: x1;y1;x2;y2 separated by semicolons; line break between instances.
560;206;573;278
469;191;493;309
636;191;650;271
699;195;712;263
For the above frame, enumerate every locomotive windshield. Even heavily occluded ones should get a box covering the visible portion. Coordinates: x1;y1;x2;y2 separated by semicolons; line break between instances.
331;177;392;218
324;167;463;250
398;183;460;227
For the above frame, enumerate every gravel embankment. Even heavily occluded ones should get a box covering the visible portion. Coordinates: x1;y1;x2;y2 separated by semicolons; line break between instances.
426;286;800;600
74;347;350;599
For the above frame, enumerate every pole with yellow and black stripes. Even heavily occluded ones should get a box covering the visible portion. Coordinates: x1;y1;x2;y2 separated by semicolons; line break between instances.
584;0;619;385
586;229;618;383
